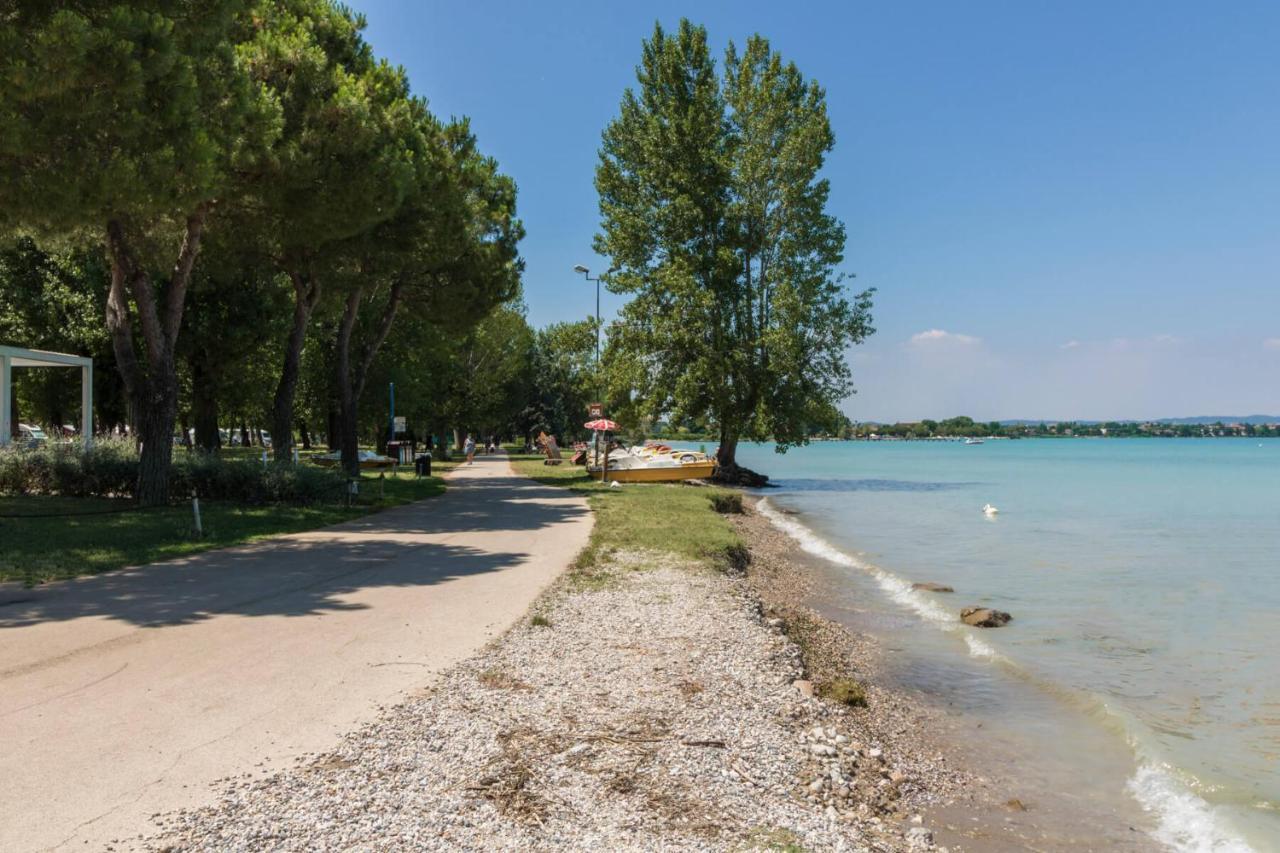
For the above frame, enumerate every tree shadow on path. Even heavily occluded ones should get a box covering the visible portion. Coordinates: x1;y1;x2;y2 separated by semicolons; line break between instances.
0;470;588;632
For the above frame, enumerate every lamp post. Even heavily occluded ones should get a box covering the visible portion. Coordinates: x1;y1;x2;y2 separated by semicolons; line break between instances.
573;264;601;368
575;264;606;477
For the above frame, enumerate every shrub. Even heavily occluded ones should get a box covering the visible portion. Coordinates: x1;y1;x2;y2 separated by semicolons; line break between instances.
173;456;343;504
818;677;867;708
715;541;751;574
709;492;743;514
0;439;343;505
0;437;137;497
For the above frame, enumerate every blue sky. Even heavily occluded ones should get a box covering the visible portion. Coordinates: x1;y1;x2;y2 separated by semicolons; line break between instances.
349;1;1280;421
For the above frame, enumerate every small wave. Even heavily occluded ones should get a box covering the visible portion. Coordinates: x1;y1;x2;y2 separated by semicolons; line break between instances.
769;478;978;493
1128;761;1255;852
756;497;1003;661
757;497;1260;853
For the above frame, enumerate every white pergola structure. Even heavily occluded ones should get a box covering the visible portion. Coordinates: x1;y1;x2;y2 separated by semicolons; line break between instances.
0;345;93;448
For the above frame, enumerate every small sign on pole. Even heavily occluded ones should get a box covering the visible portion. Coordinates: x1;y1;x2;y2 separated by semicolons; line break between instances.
393;416;406;433
588;402;603;418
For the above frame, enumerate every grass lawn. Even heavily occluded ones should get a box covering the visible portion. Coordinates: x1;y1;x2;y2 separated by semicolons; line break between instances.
0;464;456;586
507;454;744;582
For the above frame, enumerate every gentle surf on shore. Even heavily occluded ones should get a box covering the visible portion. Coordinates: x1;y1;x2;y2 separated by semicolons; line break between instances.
727;438;1277;852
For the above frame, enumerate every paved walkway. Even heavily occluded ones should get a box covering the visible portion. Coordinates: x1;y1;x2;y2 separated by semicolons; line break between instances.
0;453;591;851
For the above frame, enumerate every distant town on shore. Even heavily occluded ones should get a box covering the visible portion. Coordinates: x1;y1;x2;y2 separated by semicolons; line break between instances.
825;415;1280;440
646;415;1280;443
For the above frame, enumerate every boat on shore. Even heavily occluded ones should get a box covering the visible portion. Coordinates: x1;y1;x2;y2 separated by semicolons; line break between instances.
588;444;717;483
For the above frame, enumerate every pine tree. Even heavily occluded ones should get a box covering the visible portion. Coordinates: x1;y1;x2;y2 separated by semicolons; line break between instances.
0;1;280;503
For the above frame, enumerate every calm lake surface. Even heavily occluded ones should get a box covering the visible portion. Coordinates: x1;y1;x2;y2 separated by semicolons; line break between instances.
724;438;1278;852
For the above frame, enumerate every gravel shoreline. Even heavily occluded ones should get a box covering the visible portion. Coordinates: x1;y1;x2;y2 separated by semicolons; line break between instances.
145;505;968;852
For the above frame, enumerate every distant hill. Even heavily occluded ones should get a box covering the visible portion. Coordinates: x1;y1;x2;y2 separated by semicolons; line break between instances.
994;416;1280;426
1152;415;1280;425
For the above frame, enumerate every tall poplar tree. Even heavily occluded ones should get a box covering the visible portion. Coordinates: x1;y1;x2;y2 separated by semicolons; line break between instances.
595;21;874;482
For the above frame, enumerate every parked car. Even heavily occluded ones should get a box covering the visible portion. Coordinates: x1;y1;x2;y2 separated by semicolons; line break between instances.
17;423;47;448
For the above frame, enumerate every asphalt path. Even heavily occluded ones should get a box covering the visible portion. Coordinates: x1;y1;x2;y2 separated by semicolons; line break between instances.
0;453;591;851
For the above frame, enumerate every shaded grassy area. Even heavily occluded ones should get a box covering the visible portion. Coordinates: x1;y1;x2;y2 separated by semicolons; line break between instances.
507;455;743;582
0;465;455;586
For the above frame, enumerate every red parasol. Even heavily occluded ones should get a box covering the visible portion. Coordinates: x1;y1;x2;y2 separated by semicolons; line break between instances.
584;418;620;431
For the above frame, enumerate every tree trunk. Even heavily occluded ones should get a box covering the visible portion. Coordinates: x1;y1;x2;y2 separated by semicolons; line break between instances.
334;280;405;479
326;405;339;451
192;394;219;451
190;358;221;452
49;398;65;437
712;428;769;487
271;270;320;461
105;208;207;505
335;289;362;478
715;428;738;470
135;365;179;501
297;418;311;450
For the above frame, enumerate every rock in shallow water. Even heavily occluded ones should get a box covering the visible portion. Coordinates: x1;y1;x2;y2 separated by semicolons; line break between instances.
960;606;1012;627
911;582;954;593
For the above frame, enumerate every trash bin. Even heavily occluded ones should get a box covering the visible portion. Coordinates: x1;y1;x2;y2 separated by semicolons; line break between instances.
415;453;431;477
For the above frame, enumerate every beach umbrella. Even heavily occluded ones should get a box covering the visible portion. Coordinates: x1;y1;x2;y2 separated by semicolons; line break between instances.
584;418;620;432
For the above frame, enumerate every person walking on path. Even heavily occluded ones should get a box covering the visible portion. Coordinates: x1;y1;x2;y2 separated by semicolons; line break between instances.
464;433;477;465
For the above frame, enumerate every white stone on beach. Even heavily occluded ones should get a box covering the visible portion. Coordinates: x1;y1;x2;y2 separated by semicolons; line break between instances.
906;825;934;845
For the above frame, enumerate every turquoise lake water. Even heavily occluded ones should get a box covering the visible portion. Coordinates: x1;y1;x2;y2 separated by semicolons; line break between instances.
724;438;1278;852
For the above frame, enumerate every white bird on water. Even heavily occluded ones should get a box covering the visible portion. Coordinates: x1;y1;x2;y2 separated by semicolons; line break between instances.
983;503;999;516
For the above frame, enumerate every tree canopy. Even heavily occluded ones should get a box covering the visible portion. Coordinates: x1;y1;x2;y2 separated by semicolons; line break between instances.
595;20;874;481
0;0;530;493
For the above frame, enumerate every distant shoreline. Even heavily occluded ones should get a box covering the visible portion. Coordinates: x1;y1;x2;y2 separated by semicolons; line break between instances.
832;433;1279;441
650;433;1280;444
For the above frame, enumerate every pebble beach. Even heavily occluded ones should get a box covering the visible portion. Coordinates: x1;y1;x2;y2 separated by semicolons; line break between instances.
142;500;978;852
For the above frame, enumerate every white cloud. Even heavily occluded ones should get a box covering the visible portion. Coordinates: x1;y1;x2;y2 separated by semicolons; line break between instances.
1060;339;1081;349
908;329;980;346
1264;338;1280;350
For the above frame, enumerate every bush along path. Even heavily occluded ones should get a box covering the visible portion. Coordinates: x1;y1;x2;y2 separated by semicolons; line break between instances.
0;453;593;852
146;465;962;852
0;441;455;585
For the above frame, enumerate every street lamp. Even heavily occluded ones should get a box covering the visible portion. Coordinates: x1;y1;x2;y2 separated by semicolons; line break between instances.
573;264;601;367
575;264;607;476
